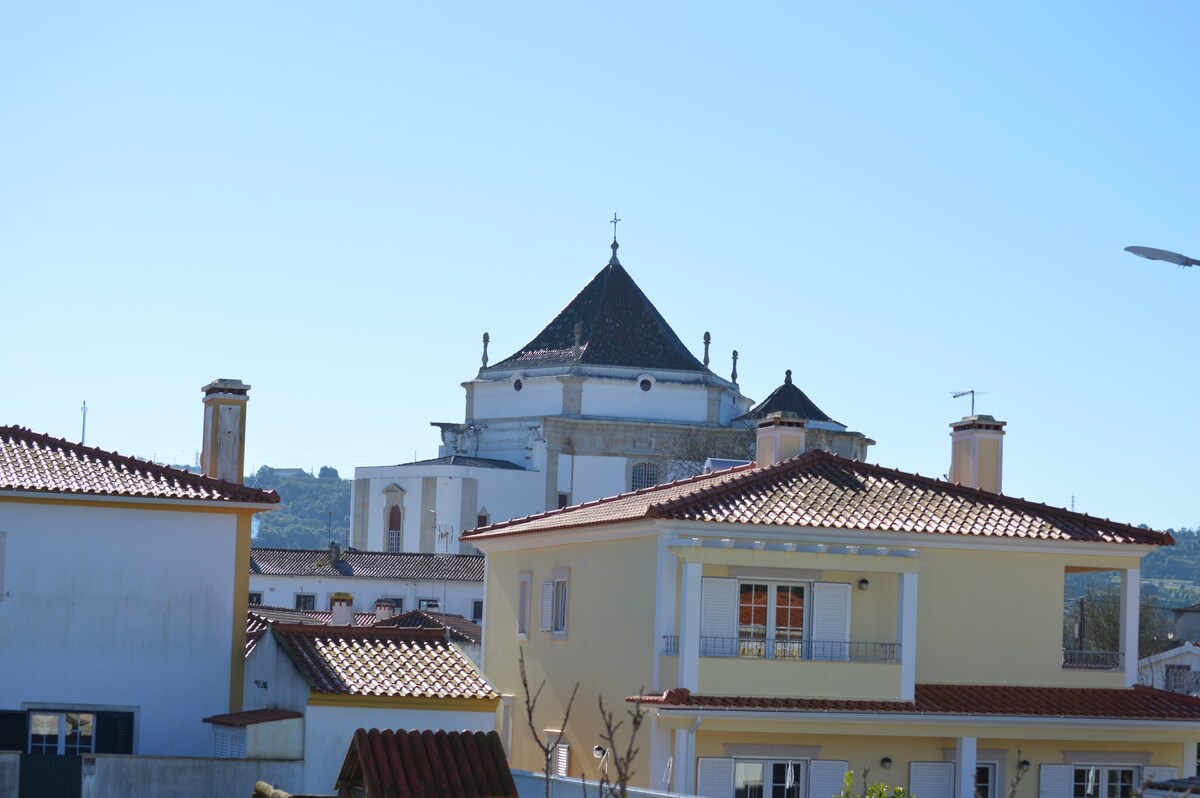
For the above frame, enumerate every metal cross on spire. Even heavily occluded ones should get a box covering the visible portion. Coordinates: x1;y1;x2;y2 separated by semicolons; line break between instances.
610;212;621;241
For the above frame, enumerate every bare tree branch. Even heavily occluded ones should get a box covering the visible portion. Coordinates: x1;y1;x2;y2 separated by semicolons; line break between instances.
519;648;580;798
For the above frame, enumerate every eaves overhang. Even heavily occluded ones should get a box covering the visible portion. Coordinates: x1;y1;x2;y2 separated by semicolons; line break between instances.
0;489;280;512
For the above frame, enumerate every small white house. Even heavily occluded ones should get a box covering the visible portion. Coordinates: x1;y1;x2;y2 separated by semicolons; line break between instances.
249;545;485;621
0;380;278;760
1139;643;1200;694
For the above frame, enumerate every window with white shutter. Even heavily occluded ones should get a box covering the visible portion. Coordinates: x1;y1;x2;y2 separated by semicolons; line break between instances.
1039;765;1073;798
540;580;553;632
909;762;954;798
700;577;738;657
810;582;851;661
554;743;570;776
807;760;848;798
696;757;735;798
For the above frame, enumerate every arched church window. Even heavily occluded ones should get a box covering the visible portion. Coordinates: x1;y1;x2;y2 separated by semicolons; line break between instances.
387;506;403;553
631;463;660;491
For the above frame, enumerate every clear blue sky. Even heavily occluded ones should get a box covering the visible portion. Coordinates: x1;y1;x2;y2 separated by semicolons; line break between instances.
3;3;1197;531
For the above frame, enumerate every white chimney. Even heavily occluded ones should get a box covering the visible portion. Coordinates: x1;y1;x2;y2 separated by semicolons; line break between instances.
949;414;1006;493
755;414;807;467
330;593;355;626
374;598;396;623
200;379;250;484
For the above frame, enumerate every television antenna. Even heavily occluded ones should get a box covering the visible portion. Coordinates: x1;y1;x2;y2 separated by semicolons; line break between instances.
950;389;989;416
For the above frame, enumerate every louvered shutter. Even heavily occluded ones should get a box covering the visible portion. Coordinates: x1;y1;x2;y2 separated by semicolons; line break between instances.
700;577;738;657
540;581;553;632
0;711;26;752
1141;766;1177;790
95;711;134;754
909;762;953;798
554;743;569;776
696;757;734;798
1038;765;1073;798
811;582;851;661
807;760;849;798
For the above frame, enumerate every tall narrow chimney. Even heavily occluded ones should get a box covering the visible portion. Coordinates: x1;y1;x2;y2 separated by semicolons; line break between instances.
330;593;355;626
374;598;396;623
949;414;1006;493
201;379;250;484
755;413;806;467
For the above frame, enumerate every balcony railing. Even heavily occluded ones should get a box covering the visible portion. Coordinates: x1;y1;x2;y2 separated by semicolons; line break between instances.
662;635;900;663
1062;649;1122;670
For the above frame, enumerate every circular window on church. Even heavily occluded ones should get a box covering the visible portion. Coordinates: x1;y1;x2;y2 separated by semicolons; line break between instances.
640;379;652;392
637;374;656;392
513;379;523;392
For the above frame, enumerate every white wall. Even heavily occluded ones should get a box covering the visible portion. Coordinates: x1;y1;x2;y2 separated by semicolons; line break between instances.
474;378;564;420
581;380;708;423
0;501;239;756
249;573;484;619
80;754;302;798
572;455;630;503
242;632;312;714
302;703;496;794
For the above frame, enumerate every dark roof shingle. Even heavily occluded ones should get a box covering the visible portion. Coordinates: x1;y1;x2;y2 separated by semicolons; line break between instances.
488;257;708;373
338;729;519;798
463;450;1167;546
251;549;484;581
0;426;278;504
736;370;835;423
639;684;1200;721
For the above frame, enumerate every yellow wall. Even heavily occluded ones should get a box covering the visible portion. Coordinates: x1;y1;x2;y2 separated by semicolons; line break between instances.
485;533;661;780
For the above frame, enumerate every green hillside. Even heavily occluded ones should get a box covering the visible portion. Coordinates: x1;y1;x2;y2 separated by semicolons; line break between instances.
247;465;351;549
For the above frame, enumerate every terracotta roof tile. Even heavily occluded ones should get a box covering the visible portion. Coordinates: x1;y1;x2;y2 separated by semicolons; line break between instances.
376;610;482;643
271;624;497;700
464;451;1167;547
338;728;519;798
251;549;484;581
637;684;1200;720
0;426;278;504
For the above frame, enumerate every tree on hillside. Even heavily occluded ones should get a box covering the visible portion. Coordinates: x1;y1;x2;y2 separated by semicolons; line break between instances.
318;466;340;479
250;465;351;549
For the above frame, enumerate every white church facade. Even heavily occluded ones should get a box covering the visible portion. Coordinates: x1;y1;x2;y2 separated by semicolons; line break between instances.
351;239;872;553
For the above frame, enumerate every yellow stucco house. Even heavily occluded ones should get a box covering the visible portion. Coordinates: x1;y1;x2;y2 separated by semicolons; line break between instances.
465;415;1200;798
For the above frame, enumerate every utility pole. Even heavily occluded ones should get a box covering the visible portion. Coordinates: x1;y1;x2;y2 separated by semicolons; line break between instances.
1077;596;1086;650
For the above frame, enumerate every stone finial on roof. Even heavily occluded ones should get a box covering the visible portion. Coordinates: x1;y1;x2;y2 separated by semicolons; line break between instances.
573;322;583;363
481;332;490;369
731;350;739;384
608;238;621;266
785;369;792;385
703;332;711;367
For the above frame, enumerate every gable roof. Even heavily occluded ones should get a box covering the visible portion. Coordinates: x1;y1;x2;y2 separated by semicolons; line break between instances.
639;683;1200;721
735;370;835;423
337;729;519;798
463;450;1168;546
0;426;278;504
271;624;497;699
488;251;708;373
251;548;485;581
377;610;482;643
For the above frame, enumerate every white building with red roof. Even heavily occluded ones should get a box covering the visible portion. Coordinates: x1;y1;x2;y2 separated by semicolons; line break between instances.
0;380;278;767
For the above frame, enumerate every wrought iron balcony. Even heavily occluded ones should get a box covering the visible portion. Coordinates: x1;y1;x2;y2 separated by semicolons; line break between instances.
1061;649;1122;670
662;635;900;663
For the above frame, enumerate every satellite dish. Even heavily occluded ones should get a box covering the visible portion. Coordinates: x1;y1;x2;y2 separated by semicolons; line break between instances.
1125;246;1198;267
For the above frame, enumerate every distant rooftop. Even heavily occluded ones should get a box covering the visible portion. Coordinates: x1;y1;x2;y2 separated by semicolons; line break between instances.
250;548;484;581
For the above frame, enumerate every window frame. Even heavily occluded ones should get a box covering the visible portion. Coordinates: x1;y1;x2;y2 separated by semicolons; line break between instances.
1071;765;1139;798
294;593;316;611
631;462;660;491
518;571;531;639
29;711;96;756
247;592;262;606
418;597;441;611
472;599;484;623
551;568;569;638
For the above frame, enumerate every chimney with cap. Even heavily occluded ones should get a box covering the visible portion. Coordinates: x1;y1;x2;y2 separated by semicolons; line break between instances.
755;412;807;467
374;598;396;623
200;379;250;484
949;414;1007;493
330;593;356;626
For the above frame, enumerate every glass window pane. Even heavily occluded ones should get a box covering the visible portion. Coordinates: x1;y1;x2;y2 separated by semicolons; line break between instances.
1106;769;1134;798
773;585;805;659
735;762;764;798
64;713;94;754
1074;767;1100;798
30;713;59;754
771;762;801;798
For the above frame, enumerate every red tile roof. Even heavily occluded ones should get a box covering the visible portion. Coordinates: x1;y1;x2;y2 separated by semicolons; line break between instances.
202;708;303;727
337;728;519;798
377;610;482;644
0;426;278;504
637;684;1200;720
271;624;497;700
251;548;484;581
464;450;1168;546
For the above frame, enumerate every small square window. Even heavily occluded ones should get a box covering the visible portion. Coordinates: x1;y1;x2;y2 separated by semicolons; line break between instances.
557;493;570;509
248;592;262;606
295;593;316;611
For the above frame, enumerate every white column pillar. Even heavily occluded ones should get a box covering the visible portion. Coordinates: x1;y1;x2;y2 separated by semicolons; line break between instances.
673;723;698;794
898;571;918;701
1121;567;1140;686
653;538;678;693
648;715;673;791
680;562;703;691
956;737;977;798
1183;741;1198;777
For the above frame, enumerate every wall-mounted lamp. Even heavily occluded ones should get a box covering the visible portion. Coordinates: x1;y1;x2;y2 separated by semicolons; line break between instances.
858;579;870;591
880;757;892;770
593;746;606;759
1018;760;1031;773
